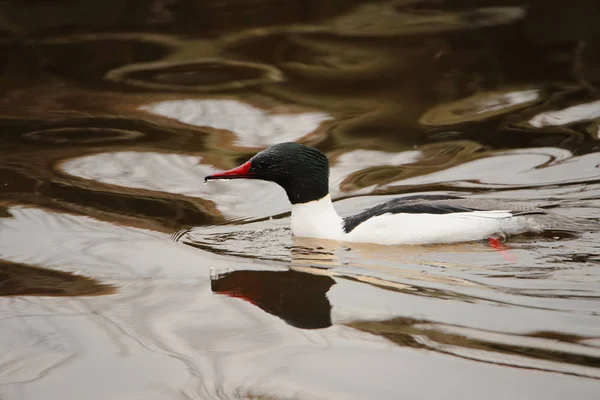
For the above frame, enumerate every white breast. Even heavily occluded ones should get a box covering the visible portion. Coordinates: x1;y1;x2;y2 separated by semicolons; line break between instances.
344;210;534;245
290;195;344;240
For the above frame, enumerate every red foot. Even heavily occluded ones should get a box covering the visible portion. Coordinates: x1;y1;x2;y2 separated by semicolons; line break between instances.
488;237;517;262
488;237;505;250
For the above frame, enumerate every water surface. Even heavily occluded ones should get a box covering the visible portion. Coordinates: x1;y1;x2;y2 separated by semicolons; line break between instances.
1;1;600;399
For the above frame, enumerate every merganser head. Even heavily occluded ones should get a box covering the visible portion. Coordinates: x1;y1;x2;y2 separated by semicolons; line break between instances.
205;142;329;204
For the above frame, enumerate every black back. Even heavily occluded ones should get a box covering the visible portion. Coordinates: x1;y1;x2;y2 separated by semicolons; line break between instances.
343;195;475;233
342;194;547;233
248;142;330;204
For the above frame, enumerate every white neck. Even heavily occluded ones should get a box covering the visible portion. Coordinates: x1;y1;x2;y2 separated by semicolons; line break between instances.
290;194;344;240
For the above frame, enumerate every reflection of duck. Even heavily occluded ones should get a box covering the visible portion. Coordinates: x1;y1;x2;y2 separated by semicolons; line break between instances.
205;143;591;245
212;267;600;379
211;269;334;329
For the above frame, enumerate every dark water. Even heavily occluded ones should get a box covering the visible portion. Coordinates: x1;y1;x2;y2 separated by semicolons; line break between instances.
1;1;600;399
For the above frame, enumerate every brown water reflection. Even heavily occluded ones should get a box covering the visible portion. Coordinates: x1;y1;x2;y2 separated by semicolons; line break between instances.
0;260;115;297
1;1;600;399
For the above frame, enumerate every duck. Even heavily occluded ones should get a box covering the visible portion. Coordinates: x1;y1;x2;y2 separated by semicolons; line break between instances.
204;142;589;245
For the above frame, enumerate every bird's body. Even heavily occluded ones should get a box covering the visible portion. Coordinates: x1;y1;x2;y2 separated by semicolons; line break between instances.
205;143;593;245
290;194;561;245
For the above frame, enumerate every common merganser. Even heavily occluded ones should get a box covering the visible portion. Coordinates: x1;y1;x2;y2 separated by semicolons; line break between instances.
204;142;588;245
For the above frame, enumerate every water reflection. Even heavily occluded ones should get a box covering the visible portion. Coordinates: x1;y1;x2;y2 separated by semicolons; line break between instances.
107;59;284;92
210;255;600;379
419;88;542;126
140;99;332;148
530;99;600;128
327;3;527;36
39;36;174;85
23;127;143;144
0;260;115;297
385;147;600;191
349;317;600;379
211;269;334;329
2;0;600;398
61;150;289;219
